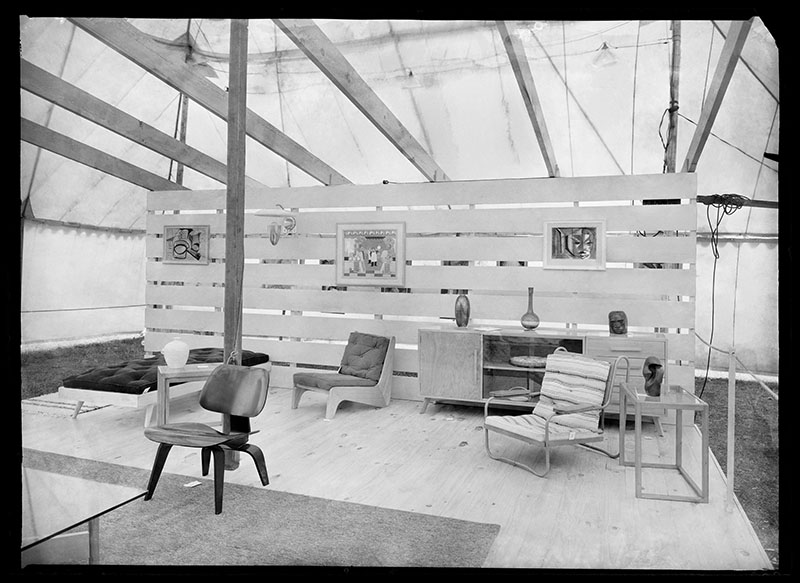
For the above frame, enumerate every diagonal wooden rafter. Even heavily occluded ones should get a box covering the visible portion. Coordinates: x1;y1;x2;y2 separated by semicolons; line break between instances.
496;21;559;178
20;58;267;191
274;18;450;182
21;117;189;191
682;19;752;173
68;17;351;186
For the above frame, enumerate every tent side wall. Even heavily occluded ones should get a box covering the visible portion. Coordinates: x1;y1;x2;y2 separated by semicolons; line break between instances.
20;220;146;346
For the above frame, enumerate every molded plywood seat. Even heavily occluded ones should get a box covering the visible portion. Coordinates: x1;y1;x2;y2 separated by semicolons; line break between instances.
292;332;395;420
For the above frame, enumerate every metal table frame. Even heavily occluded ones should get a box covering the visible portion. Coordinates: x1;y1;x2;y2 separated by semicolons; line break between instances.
619;383;709;503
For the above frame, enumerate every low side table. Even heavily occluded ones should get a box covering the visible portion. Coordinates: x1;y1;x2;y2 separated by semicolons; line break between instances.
619;382;709;503
155;363;222;426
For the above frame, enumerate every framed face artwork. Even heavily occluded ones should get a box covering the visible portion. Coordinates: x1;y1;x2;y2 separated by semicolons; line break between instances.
163;225;210;265
336;222;406;287
543;220;606;270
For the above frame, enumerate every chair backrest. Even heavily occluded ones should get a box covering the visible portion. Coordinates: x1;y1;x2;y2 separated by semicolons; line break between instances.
199;364;270;417
338;331;392;382
374;336;396;400
533;350;613;432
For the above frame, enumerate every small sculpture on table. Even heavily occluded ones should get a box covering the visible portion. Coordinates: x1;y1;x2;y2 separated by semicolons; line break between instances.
608;310;628;335
642;356;664;397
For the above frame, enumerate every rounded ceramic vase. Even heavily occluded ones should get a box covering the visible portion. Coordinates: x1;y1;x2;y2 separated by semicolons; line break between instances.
163;337;189;368
455;293;471;328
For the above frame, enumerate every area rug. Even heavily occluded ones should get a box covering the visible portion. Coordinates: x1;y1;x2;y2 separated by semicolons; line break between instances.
21;449;501;568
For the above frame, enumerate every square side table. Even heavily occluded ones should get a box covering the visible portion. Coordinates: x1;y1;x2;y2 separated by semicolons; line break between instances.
155;363;222;426
619;383;709;503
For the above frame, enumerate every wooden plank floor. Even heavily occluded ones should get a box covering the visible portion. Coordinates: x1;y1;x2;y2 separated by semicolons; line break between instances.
21;388;772;570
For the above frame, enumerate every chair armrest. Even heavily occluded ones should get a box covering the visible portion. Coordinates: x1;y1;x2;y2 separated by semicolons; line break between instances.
553;402;599;415
489;387;531;398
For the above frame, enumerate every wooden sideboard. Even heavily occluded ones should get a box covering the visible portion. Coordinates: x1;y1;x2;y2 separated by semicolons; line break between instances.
418;327;668;417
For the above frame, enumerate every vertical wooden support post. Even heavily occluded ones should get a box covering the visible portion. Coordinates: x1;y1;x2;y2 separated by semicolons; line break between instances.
726;348;736;510
223;18;249;470
664;20;681;174
175;93;190;185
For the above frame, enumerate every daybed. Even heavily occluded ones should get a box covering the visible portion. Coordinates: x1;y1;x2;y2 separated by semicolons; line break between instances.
58;347;270;425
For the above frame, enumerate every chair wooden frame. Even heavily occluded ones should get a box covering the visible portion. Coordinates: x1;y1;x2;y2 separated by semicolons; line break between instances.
292;336;396;420
483;349;630;477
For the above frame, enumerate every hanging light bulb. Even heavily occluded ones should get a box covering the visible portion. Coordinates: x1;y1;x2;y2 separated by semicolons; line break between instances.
591;41;618;68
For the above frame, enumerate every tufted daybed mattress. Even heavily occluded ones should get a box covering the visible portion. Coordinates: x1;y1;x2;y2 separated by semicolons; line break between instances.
57;347;270;424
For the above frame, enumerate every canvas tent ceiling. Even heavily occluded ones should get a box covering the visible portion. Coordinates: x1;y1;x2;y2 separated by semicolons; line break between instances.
18;16;780;375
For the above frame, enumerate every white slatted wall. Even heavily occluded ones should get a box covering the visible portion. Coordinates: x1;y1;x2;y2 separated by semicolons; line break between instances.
145;173;697;400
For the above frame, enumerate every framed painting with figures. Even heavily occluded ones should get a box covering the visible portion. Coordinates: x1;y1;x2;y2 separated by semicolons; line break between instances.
543;220;606;270
163;225;210;265
336;222;406;287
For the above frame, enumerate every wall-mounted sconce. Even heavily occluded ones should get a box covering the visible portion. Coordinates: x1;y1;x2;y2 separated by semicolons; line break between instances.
256;205;297;245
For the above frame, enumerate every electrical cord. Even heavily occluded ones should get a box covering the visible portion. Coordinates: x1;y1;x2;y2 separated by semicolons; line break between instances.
698;193;749;398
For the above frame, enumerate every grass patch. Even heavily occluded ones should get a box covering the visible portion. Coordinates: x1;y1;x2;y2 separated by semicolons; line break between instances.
19;338;779;569
20;336;145;400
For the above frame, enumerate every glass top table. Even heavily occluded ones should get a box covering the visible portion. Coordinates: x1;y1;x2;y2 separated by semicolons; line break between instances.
21;465;146;564
618;383;710;503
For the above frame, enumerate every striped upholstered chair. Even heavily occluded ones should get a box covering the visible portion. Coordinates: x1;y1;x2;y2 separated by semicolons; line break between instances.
483;347;629;477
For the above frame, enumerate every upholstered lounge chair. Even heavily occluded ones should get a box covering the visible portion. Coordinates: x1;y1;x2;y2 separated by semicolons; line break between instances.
292;332;395;420
483;347;629;477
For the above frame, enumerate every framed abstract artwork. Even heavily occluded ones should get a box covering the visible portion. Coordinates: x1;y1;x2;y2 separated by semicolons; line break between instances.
543;220;606;270
163;225;210;265
336;222;406;286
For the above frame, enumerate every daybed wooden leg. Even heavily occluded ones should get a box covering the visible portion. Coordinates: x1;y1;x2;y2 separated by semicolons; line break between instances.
71;401;84;419
654;416;665;437
145;443;173;501
143;404;156;427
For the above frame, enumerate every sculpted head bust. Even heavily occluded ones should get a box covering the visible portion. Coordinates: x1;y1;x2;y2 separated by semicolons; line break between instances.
608;310;628;335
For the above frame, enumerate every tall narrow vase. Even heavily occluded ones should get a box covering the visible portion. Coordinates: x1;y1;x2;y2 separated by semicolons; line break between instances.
455;292;471;328
520;287;540;330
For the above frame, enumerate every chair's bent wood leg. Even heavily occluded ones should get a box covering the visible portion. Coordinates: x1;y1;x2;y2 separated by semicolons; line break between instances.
325;394;345;420
201;448;211;476
483;428;549;477
291;387;307;410
654;416;665;437
210;445;225;514
238;444;270;486
144;443;173;501
71;400;84;419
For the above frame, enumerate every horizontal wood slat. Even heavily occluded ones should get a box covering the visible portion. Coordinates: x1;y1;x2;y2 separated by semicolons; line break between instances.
144;331;419;372
148;173;696;210
146;263;696;296
147;233;697;264
146;204;696;235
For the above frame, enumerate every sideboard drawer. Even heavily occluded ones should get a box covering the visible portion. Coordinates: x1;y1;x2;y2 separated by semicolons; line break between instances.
585;337;666;358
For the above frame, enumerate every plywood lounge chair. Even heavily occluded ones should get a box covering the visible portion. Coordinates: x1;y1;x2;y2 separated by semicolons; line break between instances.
291;332;395;420
483;347;629;477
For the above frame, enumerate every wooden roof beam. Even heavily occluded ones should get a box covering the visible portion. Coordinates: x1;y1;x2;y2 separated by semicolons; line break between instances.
21;117;188;191
274;18;450;182
682;19;752;173
496;21;559;178
20;58;266;191
68;17;351;186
